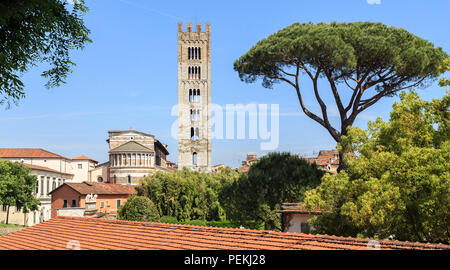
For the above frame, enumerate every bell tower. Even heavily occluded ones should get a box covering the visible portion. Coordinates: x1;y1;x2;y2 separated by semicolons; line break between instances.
177;22;212;172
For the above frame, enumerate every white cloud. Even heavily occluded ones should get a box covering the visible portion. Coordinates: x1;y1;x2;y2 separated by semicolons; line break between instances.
367;0;382;4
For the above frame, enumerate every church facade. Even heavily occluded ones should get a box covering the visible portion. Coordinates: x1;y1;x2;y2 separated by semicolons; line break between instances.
106;130;171;185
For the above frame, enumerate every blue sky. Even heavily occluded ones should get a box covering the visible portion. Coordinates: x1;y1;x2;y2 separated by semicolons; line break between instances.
1;0;448;168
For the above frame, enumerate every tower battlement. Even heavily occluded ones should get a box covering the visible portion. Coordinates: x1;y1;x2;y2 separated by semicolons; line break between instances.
178;22;211;33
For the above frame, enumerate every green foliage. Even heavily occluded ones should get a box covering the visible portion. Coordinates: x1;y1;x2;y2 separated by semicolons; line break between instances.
439;58;450;87
222;152;324;231
305;91;450;243
136;167;240;222
234;22;446;89
0;0;91;107
157;216;254;229
118;195;160;222
234;22;448;169
0;160;40;223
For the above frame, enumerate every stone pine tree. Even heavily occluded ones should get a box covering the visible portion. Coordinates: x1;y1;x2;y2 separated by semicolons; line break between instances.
234;22;448;171
0;0;91;107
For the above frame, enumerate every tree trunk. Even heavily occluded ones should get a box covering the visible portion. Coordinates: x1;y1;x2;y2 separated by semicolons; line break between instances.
337;152;349;173
6;205;10;224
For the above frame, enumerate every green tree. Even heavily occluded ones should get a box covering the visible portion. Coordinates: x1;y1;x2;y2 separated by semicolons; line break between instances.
234;22;448;171
304;91;450;243
222;152;324;230
0;160;40;224
118;195;160;222
439;57;450;87
136;167;239;222
0;0;91;107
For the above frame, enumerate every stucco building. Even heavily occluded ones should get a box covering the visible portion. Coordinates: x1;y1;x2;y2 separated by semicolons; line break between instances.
0;149;98;226
49;182;137;218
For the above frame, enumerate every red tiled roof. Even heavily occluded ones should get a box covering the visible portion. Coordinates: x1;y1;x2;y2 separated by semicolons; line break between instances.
277;203;322;215
0;216;448;250
49;182;137;195
0;148;69;160
72;155;98;163
22;163;74;177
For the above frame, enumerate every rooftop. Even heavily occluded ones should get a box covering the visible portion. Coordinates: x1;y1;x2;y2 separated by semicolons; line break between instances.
49;182;137;195
0;148;69;160
0;216;448;250
72;155;98;163
278;203;322;215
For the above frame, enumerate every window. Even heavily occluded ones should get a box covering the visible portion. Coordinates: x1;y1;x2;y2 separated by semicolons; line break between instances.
127;175;131;184
117;200;121;208
78;164;82;169
100;202;104;208
193;152;197;166
188;66;200;80
46;177;50;195
2;205;7;212
40;177;44;196
113;175;117;184
97;177;103;182
71;199;76;207
189;89;200;103
188;46;201;60
36;180;39;194
63;200;68;208
195;127;200;140
52;181;56;191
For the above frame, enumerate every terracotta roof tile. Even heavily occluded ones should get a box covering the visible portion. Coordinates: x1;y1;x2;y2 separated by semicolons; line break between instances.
277;203;322;215
49;182;137;195
0;216;448;250
0;148;69;160
71;155;98;163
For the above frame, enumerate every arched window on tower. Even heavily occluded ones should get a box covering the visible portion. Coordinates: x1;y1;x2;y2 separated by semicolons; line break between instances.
198;47;201;60
197;89;201;102
193;152;197;166
191;127;195;140
190;109;194;121
195;127;200;140
188;47;191;60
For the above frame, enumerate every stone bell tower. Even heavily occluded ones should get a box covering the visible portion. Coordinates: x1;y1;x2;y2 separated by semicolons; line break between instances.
177;22;212;172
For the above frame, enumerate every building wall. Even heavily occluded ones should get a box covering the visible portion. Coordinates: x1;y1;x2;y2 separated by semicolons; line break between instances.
71;160;97;182
108;131;155;151
3;157;72;174
109;167;153;185
177;23;212;172
282;213;318;234
89;164;108;183
51;185;133;218
50;185;81;218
